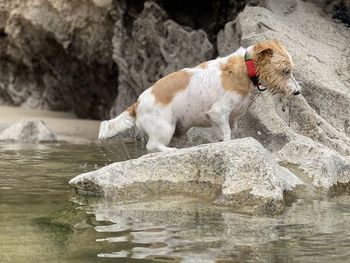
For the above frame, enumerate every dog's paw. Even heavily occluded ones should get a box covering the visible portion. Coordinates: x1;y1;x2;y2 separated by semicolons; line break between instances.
98;121;109;139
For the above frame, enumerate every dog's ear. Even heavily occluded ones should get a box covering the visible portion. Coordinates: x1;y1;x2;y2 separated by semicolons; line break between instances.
254;42;274;57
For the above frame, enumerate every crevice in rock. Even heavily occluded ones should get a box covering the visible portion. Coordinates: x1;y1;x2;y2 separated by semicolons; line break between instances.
0;29;6;38
155;0;249;50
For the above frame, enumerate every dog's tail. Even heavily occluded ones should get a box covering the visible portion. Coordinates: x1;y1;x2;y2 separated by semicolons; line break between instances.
98;103;137;139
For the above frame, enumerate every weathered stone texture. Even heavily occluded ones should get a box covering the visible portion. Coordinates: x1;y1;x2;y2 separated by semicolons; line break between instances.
70;138;303;214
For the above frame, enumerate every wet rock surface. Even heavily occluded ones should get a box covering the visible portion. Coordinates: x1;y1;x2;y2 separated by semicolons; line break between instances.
70;138;303;214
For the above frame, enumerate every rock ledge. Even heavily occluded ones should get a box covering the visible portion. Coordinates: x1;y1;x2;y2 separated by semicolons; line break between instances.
69;138;303;214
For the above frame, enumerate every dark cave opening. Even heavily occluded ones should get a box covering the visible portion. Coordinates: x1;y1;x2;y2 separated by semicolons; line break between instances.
157;0;249;43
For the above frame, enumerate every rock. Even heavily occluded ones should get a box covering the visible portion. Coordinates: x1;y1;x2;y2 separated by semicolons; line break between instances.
0;120;57;142
70;138;303;214
274;136;350;190
0;0;117;119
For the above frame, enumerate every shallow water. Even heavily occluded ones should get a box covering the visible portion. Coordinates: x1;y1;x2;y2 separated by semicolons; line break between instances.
0;142;350;263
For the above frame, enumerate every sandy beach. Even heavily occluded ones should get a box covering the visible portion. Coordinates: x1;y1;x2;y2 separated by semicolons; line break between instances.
0;106;100;141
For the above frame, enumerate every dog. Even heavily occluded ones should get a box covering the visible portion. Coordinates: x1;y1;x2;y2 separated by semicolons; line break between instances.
99;39;301;152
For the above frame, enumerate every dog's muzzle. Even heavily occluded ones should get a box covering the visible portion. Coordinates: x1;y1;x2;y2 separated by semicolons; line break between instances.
288;76;301;96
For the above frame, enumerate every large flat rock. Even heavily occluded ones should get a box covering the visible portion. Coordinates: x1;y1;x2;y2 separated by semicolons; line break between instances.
70;138;303;214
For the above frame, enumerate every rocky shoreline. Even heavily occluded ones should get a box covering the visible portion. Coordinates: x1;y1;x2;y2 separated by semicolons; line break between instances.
1;0;349;214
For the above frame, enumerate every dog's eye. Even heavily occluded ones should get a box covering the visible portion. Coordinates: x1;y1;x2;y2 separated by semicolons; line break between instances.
282;68;290;75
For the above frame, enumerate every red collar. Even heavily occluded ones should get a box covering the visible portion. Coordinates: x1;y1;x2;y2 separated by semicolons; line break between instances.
244;51;266;91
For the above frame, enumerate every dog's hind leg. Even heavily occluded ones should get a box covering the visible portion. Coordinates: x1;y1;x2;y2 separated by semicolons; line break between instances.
146;140;177;153
142;118;176;153
229;116;239;138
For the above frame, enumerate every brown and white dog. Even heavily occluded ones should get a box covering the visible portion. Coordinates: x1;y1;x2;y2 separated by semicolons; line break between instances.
99;39;301;152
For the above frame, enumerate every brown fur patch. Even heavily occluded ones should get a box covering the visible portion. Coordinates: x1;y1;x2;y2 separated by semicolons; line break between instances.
126;101;139;118
220;56;251;96
151;71;191;105
197;61;207;69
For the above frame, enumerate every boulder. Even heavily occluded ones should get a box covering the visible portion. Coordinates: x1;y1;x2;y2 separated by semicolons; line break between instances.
274;136;350;190
0;0;117;119
0;120;57;142
70;138;303;214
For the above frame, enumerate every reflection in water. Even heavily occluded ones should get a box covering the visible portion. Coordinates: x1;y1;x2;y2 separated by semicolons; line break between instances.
88;197;350;263
0;142;349;263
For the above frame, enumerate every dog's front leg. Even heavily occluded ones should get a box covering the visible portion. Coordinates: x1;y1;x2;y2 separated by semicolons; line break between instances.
220;123;232;141
229;116;239;139
206;100;232;141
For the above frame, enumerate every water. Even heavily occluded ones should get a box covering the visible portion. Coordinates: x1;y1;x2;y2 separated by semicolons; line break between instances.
1;142;350;263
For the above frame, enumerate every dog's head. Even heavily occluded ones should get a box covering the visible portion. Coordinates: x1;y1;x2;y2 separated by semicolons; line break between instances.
253;40;301;96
